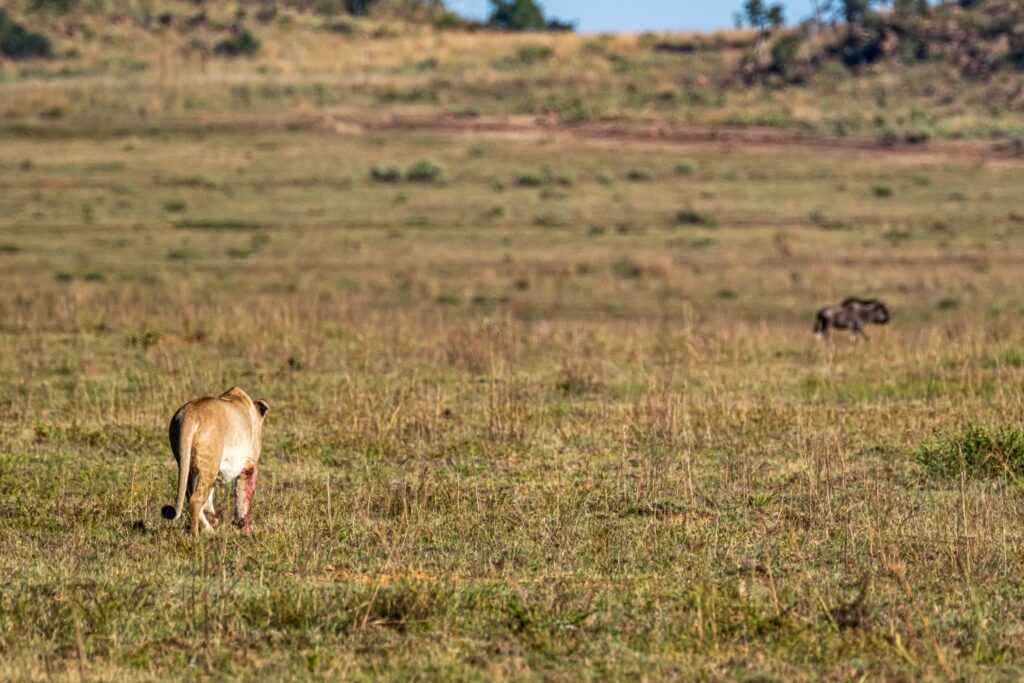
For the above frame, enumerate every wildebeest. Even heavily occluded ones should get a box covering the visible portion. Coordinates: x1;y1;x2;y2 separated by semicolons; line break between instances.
814;298;890;341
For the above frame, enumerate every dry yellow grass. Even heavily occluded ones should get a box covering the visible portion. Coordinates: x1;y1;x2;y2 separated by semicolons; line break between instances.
2;5;1024;679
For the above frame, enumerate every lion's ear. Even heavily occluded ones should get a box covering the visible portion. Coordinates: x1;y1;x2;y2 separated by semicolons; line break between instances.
255;400;270;418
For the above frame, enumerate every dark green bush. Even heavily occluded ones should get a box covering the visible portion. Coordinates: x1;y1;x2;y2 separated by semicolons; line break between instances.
516;168;551;187
515;166;573;188
916;425;1024;478
370;165;403;183
872;183;894;198
488;0;546;31
214;29;261;57
405;159;446;183
675;208;716;227
0;9;53;60
346;0;378;16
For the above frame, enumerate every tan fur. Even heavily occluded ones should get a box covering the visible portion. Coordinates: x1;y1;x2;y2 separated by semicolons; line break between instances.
162;387;269;536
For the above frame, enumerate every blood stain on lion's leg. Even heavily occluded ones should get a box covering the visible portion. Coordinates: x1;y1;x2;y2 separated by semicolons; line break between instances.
234;464;259;535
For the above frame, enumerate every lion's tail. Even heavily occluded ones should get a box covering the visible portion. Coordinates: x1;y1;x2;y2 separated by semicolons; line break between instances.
162;410;197;521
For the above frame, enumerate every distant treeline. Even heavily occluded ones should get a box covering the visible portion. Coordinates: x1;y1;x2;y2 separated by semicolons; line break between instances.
0;0;573;61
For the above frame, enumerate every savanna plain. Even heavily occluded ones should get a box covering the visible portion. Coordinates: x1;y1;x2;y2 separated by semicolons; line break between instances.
4;9;1024;682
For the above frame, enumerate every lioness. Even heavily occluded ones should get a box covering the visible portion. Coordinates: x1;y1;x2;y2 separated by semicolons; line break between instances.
161;387;269;536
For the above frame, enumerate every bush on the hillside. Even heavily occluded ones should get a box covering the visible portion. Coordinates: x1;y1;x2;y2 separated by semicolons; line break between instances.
370;165;404;183
676;208;716;227
674;159;698;175
488;0;545;31
29;0;79;11
735;0;1024;82
515;166;573;188
516;169;549;187
214;29;261;57
872;183;894;198
346;0;378;16
0;9;53;60
737;0;786;35
488;0;574;33
406;159;446;183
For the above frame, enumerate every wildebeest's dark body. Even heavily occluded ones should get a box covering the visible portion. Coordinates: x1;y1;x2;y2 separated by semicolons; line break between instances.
814;298;890;340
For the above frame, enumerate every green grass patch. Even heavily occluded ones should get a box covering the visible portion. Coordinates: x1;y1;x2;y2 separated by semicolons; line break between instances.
916;425;1024;479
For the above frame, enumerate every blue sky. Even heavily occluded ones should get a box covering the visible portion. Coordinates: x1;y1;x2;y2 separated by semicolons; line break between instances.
446;1;818;33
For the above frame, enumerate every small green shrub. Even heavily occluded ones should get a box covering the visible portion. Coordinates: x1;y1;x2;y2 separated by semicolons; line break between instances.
162;200;187;213
516;168;550;187
675;208;716;227
406;159;446;183
916;425;1024;478
214;29;261;57
904;126;932;145
872;183;895;198
370;165;403;183
674;159;698;175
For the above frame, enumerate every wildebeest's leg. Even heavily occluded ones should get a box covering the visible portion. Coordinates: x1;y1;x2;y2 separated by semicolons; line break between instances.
853;322;870;343
814;312;830;339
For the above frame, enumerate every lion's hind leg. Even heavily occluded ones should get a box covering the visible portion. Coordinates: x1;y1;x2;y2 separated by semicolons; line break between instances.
203;489;220;529
188;445;220;536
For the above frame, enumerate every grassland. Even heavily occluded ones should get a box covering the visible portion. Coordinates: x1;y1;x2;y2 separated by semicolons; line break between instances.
3;1;1024;145
3;7;1024;681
